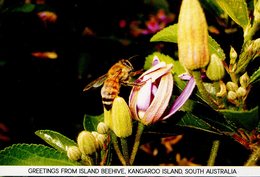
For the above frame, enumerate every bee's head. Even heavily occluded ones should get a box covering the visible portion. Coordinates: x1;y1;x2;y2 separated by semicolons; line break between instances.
120;59;134;71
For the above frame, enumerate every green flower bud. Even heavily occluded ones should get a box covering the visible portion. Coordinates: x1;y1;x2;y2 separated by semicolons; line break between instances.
206;54;225;81
81;154;93;165
91;131;99;139
236;39;260;74
96;134;107;150
229;46;237;65
226;81;238;92
111;96;132;138
67;146;81;161
227;90;237;101
236;87;247;98
97;122;109;134
104;109;112;129
178;0;209;70
77;131;97;155
239;72;249;88
91;131;107;150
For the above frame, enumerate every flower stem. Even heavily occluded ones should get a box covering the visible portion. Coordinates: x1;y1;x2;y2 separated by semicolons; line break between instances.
207;140;220;166
99;149;109;166
120;138;130;165
130;122;145;165
245;146;260;166
111;131;126;165
192;70;218;109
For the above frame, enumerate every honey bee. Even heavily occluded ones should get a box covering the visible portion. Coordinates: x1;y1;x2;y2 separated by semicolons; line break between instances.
83;59;142;110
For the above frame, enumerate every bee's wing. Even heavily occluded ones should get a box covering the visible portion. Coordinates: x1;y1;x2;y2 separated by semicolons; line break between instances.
83;74;107;91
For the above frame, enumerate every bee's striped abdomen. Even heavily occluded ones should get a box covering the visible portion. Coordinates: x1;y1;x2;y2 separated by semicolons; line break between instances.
101;78;120;110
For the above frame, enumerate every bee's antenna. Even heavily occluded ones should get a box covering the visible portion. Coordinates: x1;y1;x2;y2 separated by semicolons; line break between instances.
128;55;139;61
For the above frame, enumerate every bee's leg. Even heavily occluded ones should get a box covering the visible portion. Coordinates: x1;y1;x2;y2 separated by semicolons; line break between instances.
122;80;146;87
130;69;143;76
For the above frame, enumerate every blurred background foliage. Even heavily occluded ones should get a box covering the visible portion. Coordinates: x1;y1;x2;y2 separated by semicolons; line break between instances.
0;0;257;165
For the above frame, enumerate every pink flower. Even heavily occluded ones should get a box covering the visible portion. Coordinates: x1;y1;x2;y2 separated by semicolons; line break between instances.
129;56;195;125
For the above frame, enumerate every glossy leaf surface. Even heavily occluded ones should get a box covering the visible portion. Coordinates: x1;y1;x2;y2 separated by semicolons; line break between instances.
35;130;77;153
219;106;259;131
0;144;80;165
214;0;249;30
83;114;104;131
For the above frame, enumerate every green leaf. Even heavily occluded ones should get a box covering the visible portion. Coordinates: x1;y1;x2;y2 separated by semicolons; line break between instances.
176;112;221;134
0;144;80;165
219;106;259;131
200;0;224;17
214;0;250;30
208;35;226;60
150;24;178;43
249;66;260;84
35;130;77;153
12;4;35;13
150;24;225;60
83;114;104;131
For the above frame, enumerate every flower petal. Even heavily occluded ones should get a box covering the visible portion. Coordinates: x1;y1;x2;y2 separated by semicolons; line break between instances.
143;73;174;124
162;76;196;120
139;64;173;83
136;79;153;113
140;61;167;78
178;73;192;80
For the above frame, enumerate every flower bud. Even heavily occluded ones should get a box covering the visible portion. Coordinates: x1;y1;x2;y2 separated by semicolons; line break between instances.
81;154;93;165
91;131;107;150
67;146;81;161
227;90;237;101
178;0;209;70
226;81;238;92
91;131;99;139
97;122;109;134
96;134;107;150
77;131;97;155
91;132;107;149
111;96;132;138
236;87;247;98
239;72;249;88
236;39;260;74
229;46;237;65
104;96;132;138
206;54;225;81
104;109;112;129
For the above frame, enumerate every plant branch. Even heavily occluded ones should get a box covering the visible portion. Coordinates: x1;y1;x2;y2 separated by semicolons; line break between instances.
245;146;260;166
130;122;145;165
207;140;220;166
111;131;126;165
192;70;218;109
120;138;130;165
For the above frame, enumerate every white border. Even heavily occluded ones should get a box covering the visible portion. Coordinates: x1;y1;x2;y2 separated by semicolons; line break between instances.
0;166;260;176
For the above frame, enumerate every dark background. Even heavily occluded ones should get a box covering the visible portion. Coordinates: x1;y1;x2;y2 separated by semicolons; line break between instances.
0;0;255;165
